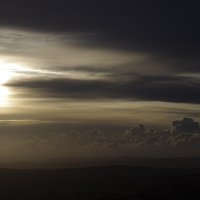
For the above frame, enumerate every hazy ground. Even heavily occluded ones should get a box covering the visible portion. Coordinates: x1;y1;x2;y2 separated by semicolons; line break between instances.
0;160;200;199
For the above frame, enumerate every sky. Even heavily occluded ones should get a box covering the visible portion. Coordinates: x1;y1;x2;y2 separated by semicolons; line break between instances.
0;0;200;161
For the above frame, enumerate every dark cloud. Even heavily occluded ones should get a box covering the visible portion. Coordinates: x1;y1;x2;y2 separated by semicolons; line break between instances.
171;117;200;134
5;74;200;104
75;117;200;149
0;0;199;63
120;118;200;148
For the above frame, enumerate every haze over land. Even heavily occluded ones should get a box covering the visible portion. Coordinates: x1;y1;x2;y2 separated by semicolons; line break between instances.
0;1;200;161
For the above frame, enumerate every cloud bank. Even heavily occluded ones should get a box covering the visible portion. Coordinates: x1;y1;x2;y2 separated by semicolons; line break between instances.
0;118;200;161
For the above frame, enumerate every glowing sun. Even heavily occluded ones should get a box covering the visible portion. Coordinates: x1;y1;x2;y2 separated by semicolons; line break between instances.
0;61;16;106
0;59;32;106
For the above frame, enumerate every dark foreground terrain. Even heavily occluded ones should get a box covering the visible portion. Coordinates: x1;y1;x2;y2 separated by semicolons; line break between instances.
0;166;200;200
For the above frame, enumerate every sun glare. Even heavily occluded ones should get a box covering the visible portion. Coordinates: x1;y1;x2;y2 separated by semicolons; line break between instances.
0;68;14;85
0;58;36;106
0;68;12;106
0;59;20;106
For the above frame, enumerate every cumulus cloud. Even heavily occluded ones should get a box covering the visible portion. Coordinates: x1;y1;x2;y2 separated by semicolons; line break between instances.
117;118;200;148
171;117;200;134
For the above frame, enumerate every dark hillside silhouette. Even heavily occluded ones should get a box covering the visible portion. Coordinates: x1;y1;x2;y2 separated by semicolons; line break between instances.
0;166;200;199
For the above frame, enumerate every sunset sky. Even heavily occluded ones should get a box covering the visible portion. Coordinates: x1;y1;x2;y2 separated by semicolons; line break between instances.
0;0;200;161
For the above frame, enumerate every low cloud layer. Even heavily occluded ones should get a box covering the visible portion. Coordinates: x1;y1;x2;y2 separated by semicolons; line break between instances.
0;118;200;161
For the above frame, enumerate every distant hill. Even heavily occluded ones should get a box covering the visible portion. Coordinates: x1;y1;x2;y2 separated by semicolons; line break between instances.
0;166;200;199
1;156;200;169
